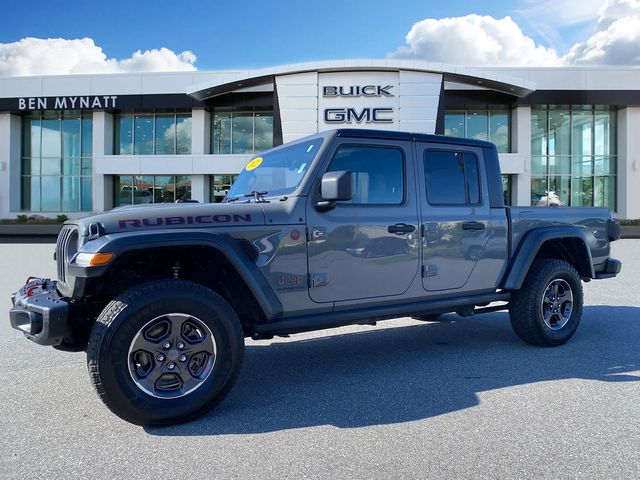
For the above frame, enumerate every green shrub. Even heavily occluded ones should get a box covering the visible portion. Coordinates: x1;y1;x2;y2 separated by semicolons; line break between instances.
56;214;69;223
16;214;28;223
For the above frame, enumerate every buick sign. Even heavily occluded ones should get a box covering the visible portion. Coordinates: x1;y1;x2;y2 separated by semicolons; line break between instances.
324;107;393;124
322;85;394;97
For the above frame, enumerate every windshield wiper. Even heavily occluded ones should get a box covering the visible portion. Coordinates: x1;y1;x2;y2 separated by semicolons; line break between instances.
243;190;269;203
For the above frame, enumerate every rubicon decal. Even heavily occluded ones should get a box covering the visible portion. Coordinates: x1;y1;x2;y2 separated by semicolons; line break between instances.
119;214;252;228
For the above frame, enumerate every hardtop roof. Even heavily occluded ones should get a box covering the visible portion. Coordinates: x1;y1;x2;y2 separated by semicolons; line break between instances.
330;128;495;149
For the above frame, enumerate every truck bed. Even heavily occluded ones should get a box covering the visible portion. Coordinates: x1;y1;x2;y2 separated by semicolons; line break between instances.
507;206;612;268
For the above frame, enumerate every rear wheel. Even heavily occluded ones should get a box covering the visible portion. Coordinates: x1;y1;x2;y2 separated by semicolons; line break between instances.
87;279;244;425
509;259;583;347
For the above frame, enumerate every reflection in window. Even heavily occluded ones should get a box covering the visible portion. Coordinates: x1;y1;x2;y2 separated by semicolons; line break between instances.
444;109;511;153
212;111;273;154
502;175;512;206
115;113;192;155
154;115;175;155
327;146;404;204
210;175;239;203
114;175;192;207
530;106;616;210
21;112;92;212
424;150;481;205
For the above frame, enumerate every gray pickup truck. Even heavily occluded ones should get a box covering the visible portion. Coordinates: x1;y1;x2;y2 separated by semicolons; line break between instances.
10;129;621;425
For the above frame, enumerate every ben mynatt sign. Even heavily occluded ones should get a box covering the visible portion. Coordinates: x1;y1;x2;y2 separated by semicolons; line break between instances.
0;93;202;112
17;96;118;110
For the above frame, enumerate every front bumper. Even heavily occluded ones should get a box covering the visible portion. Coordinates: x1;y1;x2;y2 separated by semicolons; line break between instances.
594;258;622;280
9;278;69;346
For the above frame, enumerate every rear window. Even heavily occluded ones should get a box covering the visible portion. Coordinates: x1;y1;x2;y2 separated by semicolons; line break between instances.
424;150;481;205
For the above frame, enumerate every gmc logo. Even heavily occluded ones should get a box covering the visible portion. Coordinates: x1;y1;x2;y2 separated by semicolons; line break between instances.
323;85;394;97
324;107;394;124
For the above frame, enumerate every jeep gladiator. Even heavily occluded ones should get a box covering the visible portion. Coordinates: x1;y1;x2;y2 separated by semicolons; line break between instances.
9;129;622;425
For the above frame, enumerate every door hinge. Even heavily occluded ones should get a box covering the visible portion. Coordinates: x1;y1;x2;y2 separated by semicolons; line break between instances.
422;264;438;277
309;272;329;288
311;227;327;241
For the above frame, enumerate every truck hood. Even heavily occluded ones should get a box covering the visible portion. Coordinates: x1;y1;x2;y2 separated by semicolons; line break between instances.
74;202;266;235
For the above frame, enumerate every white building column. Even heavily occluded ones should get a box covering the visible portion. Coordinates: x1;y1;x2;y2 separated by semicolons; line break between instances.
617;108;640;219
92;112;113;212
191;108;210;155
0;113;21;218
511;105;532;206
190;109;211;203
190;175;209;203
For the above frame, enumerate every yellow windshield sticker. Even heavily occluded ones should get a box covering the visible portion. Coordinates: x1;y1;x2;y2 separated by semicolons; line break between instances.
246;157;263;171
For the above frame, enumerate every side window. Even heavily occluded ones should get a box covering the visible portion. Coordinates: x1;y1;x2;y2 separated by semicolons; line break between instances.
327;145;404;204
424;150;481;205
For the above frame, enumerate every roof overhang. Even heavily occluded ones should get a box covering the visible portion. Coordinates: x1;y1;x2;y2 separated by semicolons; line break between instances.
186;59;536;100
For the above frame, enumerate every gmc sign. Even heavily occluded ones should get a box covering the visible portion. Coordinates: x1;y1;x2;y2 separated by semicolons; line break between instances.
324;107;394;124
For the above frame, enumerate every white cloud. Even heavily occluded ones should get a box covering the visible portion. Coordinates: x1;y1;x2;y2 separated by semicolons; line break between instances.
0;37;197;76
564;0;640;64
390;14;561;66
596;0;640;29
565;15;640;64
390;1;640;66
518;0;604;27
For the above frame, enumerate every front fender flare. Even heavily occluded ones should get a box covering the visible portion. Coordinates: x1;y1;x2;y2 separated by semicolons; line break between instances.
69;229;283;319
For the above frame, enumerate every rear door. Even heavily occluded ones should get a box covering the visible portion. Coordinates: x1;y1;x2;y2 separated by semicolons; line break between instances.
417;144;491;291
305;138;420;303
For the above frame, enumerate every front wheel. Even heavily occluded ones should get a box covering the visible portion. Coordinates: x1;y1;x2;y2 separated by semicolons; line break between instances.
87;279;245;426
509;259;584;347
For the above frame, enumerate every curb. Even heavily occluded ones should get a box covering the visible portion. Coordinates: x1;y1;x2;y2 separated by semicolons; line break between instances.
621;226;640;239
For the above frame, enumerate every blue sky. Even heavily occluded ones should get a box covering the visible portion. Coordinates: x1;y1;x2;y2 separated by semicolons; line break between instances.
0;0;603;70
3;0;636;75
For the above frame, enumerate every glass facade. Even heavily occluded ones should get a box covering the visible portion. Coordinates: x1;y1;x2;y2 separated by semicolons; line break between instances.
210;175;239;203
531;106;616;209
21;111;93;212
212;110;273;154
444;109;511;152
115;113;192;155
114;175;191;207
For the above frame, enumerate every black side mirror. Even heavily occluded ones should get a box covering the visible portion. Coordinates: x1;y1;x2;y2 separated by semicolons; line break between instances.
315;171;352;212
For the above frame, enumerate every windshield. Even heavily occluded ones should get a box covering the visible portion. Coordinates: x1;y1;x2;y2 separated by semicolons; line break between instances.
227;137;324;199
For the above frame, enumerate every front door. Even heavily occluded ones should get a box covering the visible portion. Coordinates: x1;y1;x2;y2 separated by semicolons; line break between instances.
416;144;492;292
306;139;420;303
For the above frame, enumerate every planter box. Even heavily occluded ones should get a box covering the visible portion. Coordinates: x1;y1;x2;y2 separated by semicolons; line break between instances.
621;225;640;239
0;224;63;236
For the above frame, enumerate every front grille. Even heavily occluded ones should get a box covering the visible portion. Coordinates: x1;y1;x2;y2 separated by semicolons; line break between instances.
56;225;78;284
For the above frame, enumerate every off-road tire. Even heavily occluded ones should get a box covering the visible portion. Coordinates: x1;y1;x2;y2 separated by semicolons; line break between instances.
509;259;583;347
87;279;244;426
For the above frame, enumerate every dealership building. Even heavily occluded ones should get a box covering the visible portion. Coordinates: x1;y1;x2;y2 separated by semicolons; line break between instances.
0;59;639;219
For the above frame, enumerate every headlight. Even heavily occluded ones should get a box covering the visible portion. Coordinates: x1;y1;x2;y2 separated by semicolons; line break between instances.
73;252;114;267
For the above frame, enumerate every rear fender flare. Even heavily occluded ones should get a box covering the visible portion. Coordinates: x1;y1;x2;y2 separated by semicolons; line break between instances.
501;227;595;290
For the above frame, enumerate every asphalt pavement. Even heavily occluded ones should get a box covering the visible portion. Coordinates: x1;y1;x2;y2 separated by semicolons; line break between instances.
0;240;638;479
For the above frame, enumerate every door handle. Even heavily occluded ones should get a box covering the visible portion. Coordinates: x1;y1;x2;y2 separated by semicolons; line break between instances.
388;223;416;235
461;221;486;232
